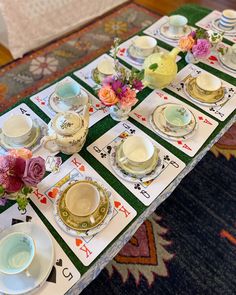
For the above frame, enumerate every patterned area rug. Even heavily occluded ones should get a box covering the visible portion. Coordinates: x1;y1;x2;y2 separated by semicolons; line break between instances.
0;3;235;294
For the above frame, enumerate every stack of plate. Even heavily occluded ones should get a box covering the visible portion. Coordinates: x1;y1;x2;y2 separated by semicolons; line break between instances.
109;141;163;183
159;22;192;42
218;51;236;73
211;19;236;36
150;103;197;141
54;178;114;237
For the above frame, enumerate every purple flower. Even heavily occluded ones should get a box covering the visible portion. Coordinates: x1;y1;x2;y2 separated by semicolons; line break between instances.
132;79;143;91
192;39;211;59
189;31;196;39
111;80;127;98
102;75;114;86
0;198;7;206
22;157;46;187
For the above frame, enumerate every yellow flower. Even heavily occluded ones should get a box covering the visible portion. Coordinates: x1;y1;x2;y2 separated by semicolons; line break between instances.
178;36;195;52
104;20;127;35
0;83;7;100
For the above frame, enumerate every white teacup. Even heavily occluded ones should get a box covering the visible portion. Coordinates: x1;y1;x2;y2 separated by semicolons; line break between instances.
55;80;82;106
131;36;157;57
1;114;33;145
196;73;221;93
168;15;188;35
97;59;116;81
0;232;35;275
219;9;236;31
119;135;155;167
65;182;100;217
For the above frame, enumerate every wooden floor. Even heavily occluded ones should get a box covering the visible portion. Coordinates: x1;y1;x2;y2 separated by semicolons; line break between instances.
0;0;236;66
134;0;236;15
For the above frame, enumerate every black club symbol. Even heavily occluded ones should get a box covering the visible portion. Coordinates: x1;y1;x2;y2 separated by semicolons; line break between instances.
101;153;106;158
130;129;135;134
229;88;234;92
134;183;141;190
164;155;170;161
176;87;181;91
180;82;184;88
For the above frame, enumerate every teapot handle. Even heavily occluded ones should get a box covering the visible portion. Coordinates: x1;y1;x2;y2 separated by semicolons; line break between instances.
41;134;60;153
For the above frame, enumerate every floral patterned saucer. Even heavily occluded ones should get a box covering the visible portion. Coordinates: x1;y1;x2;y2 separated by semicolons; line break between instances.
150;104;197;141
49;89;89;113
159;22;192;40
184;76;226;106
109;143;163;183
0;119;47;151
54;178;114;237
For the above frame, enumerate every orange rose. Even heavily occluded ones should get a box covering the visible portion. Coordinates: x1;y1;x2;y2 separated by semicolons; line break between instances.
98;85;118;106
178;35;195;52
9;148;33;160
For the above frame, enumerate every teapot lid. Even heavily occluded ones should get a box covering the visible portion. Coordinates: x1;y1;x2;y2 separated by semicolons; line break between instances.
51;111;82;136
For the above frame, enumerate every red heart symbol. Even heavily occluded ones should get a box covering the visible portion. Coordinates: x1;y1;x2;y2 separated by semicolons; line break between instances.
89;106;94;113
76;239;83;247
177;140;183;145
119;48;125;53
48;187;59;199
142;117;146;121
198;116;203;120
114;201;121;208
209;55;218;61
96;104;100;108
79;165;85;172
164;96;168;100
210;62;214;64
40;197;47;204
41;102;45;105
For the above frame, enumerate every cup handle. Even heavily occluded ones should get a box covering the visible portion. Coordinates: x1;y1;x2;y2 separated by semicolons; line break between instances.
24;268;31;277
41;134;60;153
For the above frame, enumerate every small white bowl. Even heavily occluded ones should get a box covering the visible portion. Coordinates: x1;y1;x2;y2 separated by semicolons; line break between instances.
196;73;221;92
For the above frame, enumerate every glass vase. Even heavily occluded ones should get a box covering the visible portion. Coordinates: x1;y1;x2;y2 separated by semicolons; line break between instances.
185;51;199;64
109;105;131;121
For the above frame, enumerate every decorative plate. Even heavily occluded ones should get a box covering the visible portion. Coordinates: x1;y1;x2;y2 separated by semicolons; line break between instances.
54;178;114;237
109;144;163;183
49;89;89;113
211;19;236;35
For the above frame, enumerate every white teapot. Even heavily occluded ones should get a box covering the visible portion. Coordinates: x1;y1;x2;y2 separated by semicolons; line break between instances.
41;105;90;155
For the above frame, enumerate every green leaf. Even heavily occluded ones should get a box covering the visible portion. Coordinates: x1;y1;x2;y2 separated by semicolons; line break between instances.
149;63;158;71
0;185;5;197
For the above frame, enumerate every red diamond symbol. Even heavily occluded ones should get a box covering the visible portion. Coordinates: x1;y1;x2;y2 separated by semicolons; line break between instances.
177;140;182;145
198;116;203;120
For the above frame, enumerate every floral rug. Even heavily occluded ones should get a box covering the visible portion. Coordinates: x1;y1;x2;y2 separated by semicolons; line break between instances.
0;3;235;294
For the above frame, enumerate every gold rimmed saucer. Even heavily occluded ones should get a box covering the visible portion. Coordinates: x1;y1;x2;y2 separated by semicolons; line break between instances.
185;77;225;104
57;180;109;231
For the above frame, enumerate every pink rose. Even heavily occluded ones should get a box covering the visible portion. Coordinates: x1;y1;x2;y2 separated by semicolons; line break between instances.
98;85;119;106
192;39;211;59
22;157;46;187
119;87;138;109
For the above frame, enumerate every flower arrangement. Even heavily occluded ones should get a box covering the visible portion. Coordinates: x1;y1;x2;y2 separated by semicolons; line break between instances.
98;38;144;120
0;148;46;211
179;29;211;61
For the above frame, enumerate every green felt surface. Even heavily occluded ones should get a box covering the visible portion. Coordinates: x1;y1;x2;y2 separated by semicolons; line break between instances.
0;4;235;278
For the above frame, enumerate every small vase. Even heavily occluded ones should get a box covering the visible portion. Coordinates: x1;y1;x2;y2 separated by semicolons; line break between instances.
185;51;199;64
109;105;131;121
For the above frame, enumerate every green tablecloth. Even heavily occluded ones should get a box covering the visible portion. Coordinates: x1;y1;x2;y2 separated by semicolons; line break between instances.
0;3;235;283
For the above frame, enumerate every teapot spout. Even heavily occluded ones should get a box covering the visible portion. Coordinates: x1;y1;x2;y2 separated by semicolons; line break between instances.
169;47;181;60
82;103;90;128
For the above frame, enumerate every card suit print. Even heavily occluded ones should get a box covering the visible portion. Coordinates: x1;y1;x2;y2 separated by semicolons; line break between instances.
47;266;57;284
76;239;83;247
48;187;59;199
40;197;47;204
56;259;63;267
26;216;32;222
208;55;218;64
89;106;94;113
11;218;23;225
79;165;85;172
114;201;121;208
177;140;183;145
198;116;203;121
96;104;101;108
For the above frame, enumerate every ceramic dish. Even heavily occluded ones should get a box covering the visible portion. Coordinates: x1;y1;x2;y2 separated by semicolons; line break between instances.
185;76;225;105
49;89;89;113
0;119;47;151
151;104;197;139
218;52;236;72
56;180;110;232
126;45;146;65
0;222;54;295
159;22;192;40
91;68;103;84
109;143;163;183
211;19;236;35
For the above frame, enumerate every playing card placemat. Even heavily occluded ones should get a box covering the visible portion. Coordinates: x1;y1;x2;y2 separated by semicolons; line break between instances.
0;103;53;160
87;121;185;206
0;204;80;295
167;64;236;121
130;90;218;157
30;76;108;127
196;10;236;43
112;35;181;71
143;16;195;47
30;154;136;266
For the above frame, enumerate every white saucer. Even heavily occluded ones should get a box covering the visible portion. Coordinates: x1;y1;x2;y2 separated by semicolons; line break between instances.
53;176;114;237
211;19;236;35
0;119;47;152
159;22;192;40
49;89;89;113
0;222;54;295
150;104;198;141
109;144;163;183
218;52;236;72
